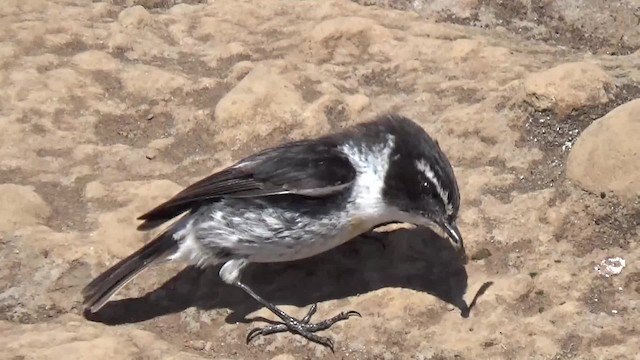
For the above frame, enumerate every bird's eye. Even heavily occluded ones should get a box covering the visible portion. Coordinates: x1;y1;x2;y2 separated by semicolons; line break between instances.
422;181;439;200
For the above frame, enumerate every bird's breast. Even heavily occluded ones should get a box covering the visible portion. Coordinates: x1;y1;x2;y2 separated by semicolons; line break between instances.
346;216;376;239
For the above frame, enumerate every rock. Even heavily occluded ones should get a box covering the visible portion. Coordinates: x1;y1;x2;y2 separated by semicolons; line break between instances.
567;99;640;200
213;65;306;145
201;42;251;70
0;184;51;232
303;16;393;63
120;64;188;98
43;33;73;48
227;61;254;82
168;3;201;15
87;179;183;257
344;93;371;116
72;50;120;72
271;354;296;360
118;6;153;29
523;62;614;116
0;315;205;360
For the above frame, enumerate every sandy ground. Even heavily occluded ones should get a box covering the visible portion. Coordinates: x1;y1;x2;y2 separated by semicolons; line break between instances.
1;0;639;359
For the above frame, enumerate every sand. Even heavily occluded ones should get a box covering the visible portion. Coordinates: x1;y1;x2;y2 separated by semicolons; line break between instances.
1;0;639;359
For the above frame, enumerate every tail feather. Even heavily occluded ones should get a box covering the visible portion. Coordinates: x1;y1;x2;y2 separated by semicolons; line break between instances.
82;229;179;313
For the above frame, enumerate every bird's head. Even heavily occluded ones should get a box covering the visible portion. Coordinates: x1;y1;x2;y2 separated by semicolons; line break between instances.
380;117;464;256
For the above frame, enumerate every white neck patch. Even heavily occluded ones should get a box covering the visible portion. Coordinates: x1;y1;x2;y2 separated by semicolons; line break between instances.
340;135;395;220
415;159;453;216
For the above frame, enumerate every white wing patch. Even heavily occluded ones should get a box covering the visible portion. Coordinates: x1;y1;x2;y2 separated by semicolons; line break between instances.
415;159;453;216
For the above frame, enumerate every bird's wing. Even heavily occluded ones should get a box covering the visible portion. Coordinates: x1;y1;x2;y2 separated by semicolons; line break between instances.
136;140;356;230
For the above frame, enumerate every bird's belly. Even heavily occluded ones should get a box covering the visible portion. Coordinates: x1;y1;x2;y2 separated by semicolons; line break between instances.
189;197;389;265
247;216;375;263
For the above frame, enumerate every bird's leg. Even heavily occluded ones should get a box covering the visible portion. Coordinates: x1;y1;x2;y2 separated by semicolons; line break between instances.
234;281;360;351
220;259;360;350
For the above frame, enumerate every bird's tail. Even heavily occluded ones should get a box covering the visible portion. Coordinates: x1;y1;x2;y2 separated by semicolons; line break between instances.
81;227;179;313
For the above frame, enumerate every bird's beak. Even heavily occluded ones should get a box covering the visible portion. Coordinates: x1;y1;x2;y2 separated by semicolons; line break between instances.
441;220;465;258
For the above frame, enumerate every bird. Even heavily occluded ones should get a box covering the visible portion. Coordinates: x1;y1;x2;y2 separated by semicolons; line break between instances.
81;113;465;351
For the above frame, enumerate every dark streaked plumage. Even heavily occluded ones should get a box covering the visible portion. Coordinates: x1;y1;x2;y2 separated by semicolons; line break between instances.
81;113;464;351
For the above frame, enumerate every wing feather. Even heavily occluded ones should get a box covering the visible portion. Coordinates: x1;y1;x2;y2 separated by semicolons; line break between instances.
136;140;356;230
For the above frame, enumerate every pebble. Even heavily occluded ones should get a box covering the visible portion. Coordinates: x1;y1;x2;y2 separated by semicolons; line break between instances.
471;248;492;261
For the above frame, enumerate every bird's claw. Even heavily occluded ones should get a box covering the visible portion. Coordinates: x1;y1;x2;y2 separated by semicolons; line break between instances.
301;303;318;323
245;303;360;351
344;310;362;318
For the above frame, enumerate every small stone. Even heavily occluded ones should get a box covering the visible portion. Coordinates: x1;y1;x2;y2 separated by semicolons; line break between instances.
145;148;158;160
523;61;614;116
118;5;153;29
482;339;497;348
594;257;626;277
470;248;492;261
188;340;206;351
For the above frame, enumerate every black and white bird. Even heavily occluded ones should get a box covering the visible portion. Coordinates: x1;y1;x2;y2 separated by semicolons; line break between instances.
82;113;465;350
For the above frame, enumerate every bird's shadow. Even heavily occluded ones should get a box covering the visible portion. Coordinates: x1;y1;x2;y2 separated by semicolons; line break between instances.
85;227;487;326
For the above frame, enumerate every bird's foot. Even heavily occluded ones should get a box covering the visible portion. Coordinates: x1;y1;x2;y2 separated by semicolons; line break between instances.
246;303;360;351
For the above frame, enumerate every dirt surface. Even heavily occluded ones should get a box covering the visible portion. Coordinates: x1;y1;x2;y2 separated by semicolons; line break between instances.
1;0;639;359
353;0;640;55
